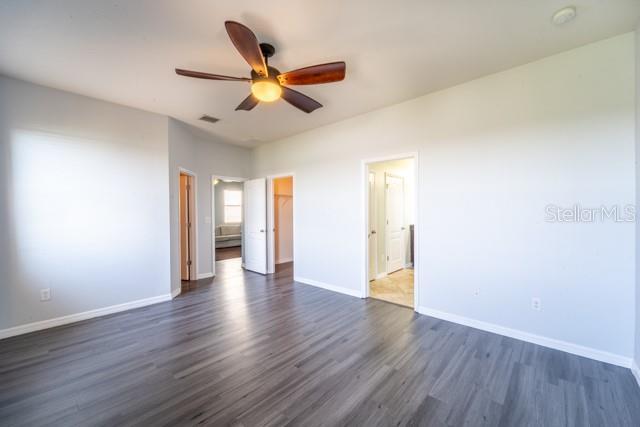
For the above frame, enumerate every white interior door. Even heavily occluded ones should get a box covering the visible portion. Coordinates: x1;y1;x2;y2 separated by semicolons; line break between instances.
244;178;267;274
385;174;405;274
368;172;377;281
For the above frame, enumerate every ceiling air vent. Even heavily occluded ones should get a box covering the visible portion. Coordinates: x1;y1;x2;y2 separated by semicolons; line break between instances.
199;115;220;124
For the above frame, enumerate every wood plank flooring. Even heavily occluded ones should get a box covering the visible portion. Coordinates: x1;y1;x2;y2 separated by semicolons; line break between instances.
215;246;242;261
1;259;639;426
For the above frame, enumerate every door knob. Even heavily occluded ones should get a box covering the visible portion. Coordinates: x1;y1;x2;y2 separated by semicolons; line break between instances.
260;229;265;232
371;230;377;234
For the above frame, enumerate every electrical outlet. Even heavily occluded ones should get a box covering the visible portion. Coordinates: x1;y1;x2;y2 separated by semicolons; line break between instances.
473;289;480;297
531;297;541;311
40;288;51;302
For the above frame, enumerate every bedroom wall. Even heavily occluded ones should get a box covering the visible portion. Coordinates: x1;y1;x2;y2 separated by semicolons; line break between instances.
634;24;640;379
168;118;251;291
0;75;171;332
253;34;636;363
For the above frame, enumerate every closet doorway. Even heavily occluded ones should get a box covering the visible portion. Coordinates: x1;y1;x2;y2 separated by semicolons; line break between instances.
267;175;294;275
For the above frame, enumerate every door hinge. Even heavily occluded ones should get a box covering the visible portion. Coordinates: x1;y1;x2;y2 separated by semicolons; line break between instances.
187;260;192;266
387;256;389;261
186;184;191;191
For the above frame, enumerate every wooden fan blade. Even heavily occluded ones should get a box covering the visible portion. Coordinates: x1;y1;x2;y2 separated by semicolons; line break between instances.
175;69;250;81
224;21;268;77
280;86;322;113
235;94;259;111
277;62;345;85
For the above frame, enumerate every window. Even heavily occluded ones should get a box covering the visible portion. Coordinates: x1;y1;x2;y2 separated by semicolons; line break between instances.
224;189;242;223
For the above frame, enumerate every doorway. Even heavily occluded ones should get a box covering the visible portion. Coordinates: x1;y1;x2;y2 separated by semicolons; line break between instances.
212;176;246;279
267;175;294;274
364;156;417;308
179;171;196;282
238;174;294;276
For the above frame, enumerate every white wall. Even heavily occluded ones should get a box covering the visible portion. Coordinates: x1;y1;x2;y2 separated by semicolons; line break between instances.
369;158;415;274
635;25;640;373
253;34;636;360
168;118;251;290
0;75;171;330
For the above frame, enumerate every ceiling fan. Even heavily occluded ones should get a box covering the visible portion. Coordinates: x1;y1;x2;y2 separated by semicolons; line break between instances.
175;21;346;113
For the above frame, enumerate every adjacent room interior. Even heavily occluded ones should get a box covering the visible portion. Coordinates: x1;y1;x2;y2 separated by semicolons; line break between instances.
1;2;640;425
272;176;293;272
367;158;416;308
213;178;244;262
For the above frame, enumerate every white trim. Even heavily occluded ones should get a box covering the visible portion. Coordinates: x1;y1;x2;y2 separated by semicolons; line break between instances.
295;276;363;299
362;152;419;310
632;360;640;388
417;306;632;368
197;272;214;280
0;294;172;341
171;287;181;298
375;272;387;280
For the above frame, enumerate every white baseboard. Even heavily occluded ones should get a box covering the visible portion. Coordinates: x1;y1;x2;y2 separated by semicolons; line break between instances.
375;273;387;280
276;257;293;264
197;272;214;280
632;360;640;389
417;306;632;368
294;276;363;298
171;287;181;299
0;294;172;341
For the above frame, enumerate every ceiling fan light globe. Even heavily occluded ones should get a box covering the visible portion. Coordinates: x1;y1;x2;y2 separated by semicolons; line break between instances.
251;80;281;102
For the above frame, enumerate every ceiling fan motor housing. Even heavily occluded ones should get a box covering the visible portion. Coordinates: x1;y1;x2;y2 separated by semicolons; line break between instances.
251;66;281;84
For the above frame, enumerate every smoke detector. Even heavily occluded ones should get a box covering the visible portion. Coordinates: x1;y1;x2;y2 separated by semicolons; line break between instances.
552;6;577;25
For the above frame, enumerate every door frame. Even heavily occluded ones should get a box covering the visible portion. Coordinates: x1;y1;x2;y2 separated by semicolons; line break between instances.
178;168;197;281
266;172;295;275
211;174;247;277
361;153;419;310
384;172;405;275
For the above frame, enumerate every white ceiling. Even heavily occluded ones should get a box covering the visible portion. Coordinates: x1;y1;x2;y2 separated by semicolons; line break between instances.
1;1;638;147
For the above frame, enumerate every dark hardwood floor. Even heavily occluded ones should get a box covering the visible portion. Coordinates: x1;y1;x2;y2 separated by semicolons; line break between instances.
216;246;241;261
1;258;639;426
